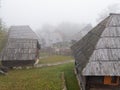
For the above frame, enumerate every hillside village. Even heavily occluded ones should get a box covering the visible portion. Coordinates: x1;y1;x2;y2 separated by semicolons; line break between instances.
1;14;120;90
37;23;92;47
36;23;92;56
1;0;120;90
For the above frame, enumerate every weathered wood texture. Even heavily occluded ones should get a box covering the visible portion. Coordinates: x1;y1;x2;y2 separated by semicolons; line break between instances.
71;14;120;76
2;60;35;67
8;25;38;39
89;84;120;90
0;25;40;67
1;39;38;60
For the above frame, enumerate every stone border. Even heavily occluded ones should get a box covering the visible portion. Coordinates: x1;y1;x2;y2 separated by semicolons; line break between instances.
61;72;67;90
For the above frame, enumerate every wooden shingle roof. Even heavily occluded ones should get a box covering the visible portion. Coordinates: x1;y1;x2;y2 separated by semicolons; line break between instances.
71;13;120;76
9;25;38;39
1;25;39;61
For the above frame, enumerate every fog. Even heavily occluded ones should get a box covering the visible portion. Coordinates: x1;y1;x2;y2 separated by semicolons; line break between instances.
1;0;120;30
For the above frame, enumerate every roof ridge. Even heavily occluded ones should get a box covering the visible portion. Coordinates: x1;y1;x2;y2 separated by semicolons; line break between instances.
110;13;120;15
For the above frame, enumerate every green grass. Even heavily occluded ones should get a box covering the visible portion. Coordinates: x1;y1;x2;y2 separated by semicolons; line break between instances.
39;55;74;64
39;52;49;57
0;63;79;90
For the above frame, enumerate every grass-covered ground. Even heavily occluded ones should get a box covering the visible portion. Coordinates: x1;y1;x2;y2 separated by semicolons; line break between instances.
0;63;80;90
39;55;74;64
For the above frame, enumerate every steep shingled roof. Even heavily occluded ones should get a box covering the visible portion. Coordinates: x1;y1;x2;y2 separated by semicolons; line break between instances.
8;25;38;39
71;13;120;76
1;25;40;61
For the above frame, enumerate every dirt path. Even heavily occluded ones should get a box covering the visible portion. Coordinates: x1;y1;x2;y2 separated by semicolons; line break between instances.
35;60;74;68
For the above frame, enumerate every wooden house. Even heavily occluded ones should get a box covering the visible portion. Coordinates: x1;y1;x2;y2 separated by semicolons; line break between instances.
71;13;120;90
1;25;40;68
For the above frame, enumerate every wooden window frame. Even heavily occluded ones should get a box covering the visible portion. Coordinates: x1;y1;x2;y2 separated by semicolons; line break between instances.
104;76;119;85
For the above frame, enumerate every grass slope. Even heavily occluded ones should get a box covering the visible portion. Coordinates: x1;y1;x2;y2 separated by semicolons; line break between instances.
0;63;79;90
39;55;73;64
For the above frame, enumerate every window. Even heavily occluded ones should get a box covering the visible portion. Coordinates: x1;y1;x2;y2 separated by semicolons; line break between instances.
104;76;119;85
111;76;117;83
104;76;111;84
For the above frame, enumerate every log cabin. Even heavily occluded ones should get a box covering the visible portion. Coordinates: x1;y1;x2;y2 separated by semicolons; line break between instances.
71;13;120;90
0;25;40;68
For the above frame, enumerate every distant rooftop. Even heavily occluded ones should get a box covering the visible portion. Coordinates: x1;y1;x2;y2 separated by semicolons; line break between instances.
9;25;38;39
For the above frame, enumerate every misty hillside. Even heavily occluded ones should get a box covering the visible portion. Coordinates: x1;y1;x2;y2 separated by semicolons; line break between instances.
56;22;86;41
36;23;92;48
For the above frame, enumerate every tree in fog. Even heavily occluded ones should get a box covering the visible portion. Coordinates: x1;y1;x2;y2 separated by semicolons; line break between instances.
97;4;120;22
57;22;86;42
0;19;8;52
72;24;92;41
0;0;8;52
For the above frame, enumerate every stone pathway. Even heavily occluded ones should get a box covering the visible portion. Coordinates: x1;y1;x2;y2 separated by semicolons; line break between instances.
35;60;74;68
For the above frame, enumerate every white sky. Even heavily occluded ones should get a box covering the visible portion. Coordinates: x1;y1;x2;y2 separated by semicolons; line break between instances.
1;0;120;30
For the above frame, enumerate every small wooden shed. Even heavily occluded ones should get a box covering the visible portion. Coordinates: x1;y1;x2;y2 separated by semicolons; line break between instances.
71;13;120;90
1;25;40;67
